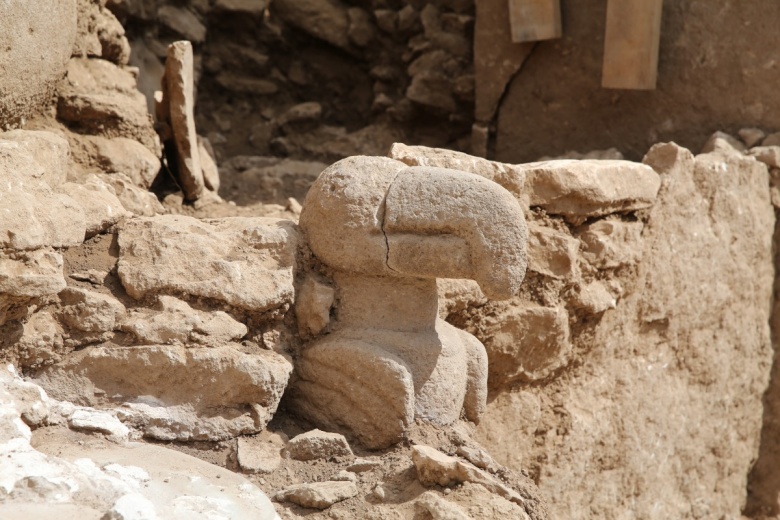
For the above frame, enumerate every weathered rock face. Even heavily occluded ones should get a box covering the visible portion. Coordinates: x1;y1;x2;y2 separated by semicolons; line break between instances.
476;143;775;519
0;0;78;127
37;344;293;441
117;215;298;312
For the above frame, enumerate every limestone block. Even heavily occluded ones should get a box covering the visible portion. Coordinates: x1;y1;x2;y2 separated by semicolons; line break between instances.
59;287;126;333
36;344;293;441
0;0;77;126
701;131;747;155
482;304;570;386
749;145;780;168
273;0;351;51
287;429;354;461
97;173;165;217
88;136;161;189
522;160;661;218
276;481;358;509
120;295;246;346
117;215;297;312
237;433;284;474
57;58;158;153
0;251;66;300
526;223;578;279
415;491;471;520
214;0;269;14
579;219;644;269
157;6;206;43
161;42;205;201
68;408;130;440
0;142;86;250
58;178;129;237
570;281;616;315
0;130;71;188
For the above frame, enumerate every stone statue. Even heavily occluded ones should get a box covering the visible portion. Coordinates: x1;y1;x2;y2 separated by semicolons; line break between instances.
291;156;528;448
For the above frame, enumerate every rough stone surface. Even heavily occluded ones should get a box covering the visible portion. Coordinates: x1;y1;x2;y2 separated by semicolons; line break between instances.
120;295;246;346
481;305;570;387
58;178;129;237
578;219;644;269
87;136;161;189
0;0;78;127
237;433;284;474
0;130;72;188
273;0;351;52
59;287;126;333
57;58;158;153
287;429;354;461
36;344;293;441
479;143;775;519
161;41;205;201
701;131;747;155
415;491;471;520
97;173;165;217
68;408;130;440
117;215;297;311
526;223;579;280
521;160;662;219
277;480;358;509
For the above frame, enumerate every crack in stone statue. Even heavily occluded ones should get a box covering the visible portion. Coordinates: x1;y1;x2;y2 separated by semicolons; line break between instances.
291;156;528;449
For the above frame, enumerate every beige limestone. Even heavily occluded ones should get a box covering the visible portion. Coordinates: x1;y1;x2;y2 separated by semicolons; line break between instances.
526;222;579;279
522;159;661;218
237;433;284;474
87;136;161;188
120;295;246;346
0;0;78;127
97;173;165;216
59;287;126;333
117;215;297;311
578;219;644;269
276;480;358;509
482;304;571;386
0;130;72;188
295;275;335;336
287;429;354;461
58;178;129;237
36;344;293;441
161;42;205;201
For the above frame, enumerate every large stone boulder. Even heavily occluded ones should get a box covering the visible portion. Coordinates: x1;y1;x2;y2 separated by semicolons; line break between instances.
0;0;78;127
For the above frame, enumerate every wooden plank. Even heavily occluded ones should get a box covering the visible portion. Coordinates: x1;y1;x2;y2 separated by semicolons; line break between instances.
507;0;562;43
602;0;664;90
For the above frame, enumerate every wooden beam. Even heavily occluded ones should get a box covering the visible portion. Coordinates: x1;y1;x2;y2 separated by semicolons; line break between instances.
602;0;664;90
507;0;562;43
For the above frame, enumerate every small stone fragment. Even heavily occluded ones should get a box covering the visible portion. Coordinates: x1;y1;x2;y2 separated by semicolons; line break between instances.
157;6;206;43
411;445;525;506
738;127;765;148
198;136;220;192
237;435;283;474
59;287;126;333
287;429;354;461
103;493;158;520
762;131;780;147
455;446;496;471
579;220;644;269
273;0;351;51
700;131;747;155
296;276;335;336
347;457;382;473
97;173;165;217
749;145;780;168
276;480;358;509
57;178;129;237
347;7;375;47
89;136;161;189
0;251;66;300
415;491;470;520
570;281;616;315
526;223;579;279
214;0;269;14
483;305;571;386
68;408;130;440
